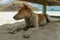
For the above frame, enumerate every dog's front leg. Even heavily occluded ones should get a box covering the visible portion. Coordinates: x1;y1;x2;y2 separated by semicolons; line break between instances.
23;27;39;38
8;22;26;34
23;15;39;38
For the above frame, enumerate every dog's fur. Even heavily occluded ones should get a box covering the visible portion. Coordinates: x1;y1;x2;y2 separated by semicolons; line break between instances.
9;3;52;38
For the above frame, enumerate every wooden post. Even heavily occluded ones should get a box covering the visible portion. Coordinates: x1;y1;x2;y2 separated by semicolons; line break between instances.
42;0;50;22
42;0;46;14
42;4;46;14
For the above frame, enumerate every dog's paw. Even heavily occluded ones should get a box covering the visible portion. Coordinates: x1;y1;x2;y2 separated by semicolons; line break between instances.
8;31;17;34
23;34;30;38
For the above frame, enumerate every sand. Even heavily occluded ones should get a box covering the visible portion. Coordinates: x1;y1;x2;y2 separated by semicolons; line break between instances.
0;21;60;40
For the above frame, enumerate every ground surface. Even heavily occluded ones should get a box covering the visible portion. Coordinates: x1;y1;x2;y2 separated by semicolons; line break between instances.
0;21;60;40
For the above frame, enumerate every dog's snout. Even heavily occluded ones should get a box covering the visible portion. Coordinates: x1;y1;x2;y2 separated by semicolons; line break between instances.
13;16;20;20
13;16;15;19
13;16;18;20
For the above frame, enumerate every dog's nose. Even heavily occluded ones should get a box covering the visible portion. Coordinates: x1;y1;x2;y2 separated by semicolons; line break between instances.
13;16;17;20
13;16;15;19
13;16;20;20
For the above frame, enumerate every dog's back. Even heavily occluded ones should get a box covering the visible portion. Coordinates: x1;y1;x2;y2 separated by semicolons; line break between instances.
37;14;47;25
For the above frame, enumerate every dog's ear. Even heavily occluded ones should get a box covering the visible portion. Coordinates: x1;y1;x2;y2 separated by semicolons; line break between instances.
23;3;32;10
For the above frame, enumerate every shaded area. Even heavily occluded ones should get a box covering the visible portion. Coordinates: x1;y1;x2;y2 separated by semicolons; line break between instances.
0;20;60;40
20;0;60;6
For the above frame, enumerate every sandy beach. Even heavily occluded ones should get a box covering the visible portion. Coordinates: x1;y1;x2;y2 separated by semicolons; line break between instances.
0;21;60;40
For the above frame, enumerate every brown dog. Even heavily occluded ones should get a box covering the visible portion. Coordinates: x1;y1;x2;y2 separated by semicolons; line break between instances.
9;3;52;38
